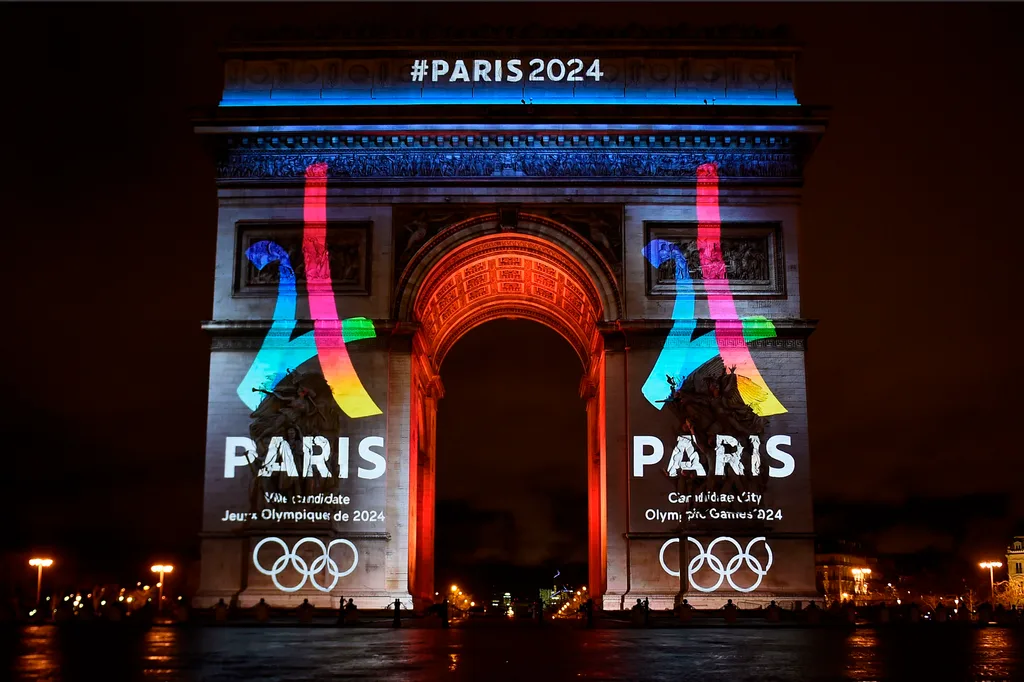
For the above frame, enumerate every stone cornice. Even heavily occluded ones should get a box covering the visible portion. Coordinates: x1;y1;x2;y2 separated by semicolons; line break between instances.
218;130;798;152
600;318;816;352
196;106;828;128
202;318;817;332
603;318;818;336
204;318;816;351
202;319;418;335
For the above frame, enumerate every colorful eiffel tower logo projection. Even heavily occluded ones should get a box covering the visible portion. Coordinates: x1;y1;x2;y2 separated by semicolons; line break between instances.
237;162;382;418
641;163;787;417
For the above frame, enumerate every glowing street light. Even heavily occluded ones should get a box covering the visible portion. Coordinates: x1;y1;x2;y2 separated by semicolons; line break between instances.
28;558;53;606
979;561;1002;602
151;564;174;612
450;585;458;593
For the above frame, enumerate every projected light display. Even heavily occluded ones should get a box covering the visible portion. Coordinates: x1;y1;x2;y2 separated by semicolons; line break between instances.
215;159;388;581
695;164;786;417
253;536;359;592
199;131;813;607
658;536;773;592
641;163;786;418
628;161;804;572
237;162;381;418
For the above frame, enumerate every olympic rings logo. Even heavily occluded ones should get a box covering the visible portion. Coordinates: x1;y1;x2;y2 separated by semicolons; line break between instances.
659;536;773;593
253;537;358;593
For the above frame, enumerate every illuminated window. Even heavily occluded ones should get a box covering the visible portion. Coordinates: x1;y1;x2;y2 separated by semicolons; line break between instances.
1016;562;1022;574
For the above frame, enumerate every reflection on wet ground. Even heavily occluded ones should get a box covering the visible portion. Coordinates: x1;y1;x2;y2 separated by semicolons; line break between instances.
3;623;1022;681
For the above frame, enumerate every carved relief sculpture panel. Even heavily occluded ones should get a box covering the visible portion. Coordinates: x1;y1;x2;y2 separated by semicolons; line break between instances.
235;221;373;297
644;221;784;298
392;207;493;277
525;206;624;281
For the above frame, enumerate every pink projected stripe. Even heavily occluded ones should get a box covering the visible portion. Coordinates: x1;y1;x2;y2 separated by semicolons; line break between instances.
303;163;382;418
696;163;786;417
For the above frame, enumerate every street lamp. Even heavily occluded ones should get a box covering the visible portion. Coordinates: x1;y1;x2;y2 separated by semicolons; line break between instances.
28;558;53;606
979;561;1002;602
150;564;173;612
851;567;872;599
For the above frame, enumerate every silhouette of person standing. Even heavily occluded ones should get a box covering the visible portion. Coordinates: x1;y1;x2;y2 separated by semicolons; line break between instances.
390;598;403;628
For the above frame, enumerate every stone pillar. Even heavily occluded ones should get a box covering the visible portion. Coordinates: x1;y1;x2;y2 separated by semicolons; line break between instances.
384;342;414;605
405;333;444;609
582;347;608;604
602;334;630;610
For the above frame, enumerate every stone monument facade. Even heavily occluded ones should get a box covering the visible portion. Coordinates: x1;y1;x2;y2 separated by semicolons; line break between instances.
195;28;825;610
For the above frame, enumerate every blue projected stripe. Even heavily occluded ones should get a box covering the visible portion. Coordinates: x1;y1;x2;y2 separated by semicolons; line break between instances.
219;95;798;108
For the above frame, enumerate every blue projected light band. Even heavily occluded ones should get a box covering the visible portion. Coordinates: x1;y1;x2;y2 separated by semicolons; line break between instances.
641;240;714;406
220;95;798;107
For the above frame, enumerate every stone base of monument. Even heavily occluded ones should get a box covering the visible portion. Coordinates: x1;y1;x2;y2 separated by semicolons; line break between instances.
602;592;821;612
192;591;240;609
193;590;414;610
234;590;414;610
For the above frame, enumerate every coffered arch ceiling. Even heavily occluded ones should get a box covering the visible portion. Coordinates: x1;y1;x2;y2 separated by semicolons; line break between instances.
413;233;604;370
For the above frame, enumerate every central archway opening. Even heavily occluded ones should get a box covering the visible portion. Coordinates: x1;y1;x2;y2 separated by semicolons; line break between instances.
435;319;588;602
404;228;611;610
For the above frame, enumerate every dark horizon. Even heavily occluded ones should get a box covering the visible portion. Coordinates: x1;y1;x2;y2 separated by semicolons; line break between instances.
2;2;1023;599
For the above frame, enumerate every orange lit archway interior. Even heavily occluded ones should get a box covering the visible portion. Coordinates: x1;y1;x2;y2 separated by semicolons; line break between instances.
406;232;608;608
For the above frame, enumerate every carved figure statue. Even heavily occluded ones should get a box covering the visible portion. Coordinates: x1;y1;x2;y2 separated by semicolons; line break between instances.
549;209;621;265
400;212;431;263
246;369;345;502
398;210;461;265
662;356;771;505
584;210;615;256
250;385;321;441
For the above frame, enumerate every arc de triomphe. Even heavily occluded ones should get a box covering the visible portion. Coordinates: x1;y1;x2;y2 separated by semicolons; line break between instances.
195;28;824;610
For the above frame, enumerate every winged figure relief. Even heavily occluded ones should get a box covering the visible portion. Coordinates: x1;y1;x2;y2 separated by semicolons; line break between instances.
246;369;345;505
397;210;462;266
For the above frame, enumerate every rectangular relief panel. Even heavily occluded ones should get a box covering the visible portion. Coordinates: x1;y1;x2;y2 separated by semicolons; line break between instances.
234;221;372;297
643;221;784;298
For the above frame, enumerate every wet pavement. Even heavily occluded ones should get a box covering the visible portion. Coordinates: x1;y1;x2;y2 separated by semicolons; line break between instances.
3;622;1023;681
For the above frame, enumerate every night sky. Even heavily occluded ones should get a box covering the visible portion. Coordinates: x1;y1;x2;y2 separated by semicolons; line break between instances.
2;3;1022;595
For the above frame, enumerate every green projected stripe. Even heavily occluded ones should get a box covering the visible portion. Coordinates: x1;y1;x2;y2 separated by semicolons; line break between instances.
741;316;777;344
342;317;377;344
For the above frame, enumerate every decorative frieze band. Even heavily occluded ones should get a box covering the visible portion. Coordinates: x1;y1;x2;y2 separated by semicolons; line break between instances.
216;149;800;181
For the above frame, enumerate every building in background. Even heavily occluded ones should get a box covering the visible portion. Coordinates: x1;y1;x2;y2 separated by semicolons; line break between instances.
995;536;1024;609
815;540;880;605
